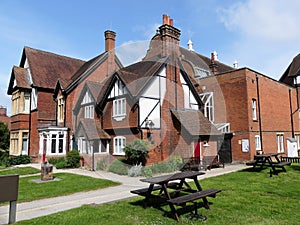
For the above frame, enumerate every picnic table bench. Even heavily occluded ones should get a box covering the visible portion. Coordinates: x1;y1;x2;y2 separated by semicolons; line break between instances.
246;153;291;174
182;155;224;171
131;171;221;221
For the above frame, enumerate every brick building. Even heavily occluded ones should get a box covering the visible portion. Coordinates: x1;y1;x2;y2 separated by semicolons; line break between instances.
0;106;10;130
199;68;300;161
6;14;299;167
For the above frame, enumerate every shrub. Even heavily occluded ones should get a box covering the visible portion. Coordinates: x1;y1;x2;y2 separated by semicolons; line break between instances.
153;161;173;174
128;164;142;177
168;156;183;171
108;159;129;175
48;157;66;165
96;159;108;171
141;166;153;177
124;139;150;166
66;150;81;168
5;155;31;167
55;160;68;169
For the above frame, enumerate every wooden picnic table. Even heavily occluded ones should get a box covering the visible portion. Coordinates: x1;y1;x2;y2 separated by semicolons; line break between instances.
131;171;221;221
246;153;291;174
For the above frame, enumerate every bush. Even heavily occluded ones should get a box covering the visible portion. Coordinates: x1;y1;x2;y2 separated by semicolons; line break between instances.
128;164;142;177
108;159;130;175
168;156;183;171
124;139;150;166
48;157;66;165
55;160;68;169
151;161;172;174
96;159;108;171
5;155;31;167
141;166;153;177
66;150;81;168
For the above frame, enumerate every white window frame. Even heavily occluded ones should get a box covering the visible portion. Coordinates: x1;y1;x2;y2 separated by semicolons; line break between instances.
113;98;126;120
277;134;284;153
113;136;126;155
200;92;214;122
58;97;65;122
84;105;94;119
22;132;29;155
98;140;109;154
255;135;261;151
295;134;300;150
252;99;257;121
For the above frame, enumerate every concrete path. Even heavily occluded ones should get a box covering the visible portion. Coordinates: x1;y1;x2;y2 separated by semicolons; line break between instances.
0;163;247;224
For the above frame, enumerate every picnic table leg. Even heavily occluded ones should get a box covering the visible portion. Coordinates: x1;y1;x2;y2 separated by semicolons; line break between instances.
193;177;210;209
161;183;180;221
143;184;154;208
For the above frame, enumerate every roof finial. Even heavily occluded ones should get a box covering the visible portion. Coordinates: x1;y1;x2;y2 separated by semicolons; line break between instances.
188;39;194;51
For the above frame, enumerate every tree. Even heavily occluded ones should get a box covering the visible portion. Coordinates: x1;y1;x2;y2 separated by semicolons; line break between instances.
0;122;9;150
124;139;150;166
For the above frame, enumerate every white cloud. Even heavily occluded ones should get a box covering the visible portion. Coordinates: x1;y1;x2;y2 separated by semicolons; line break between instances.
116;40;150;66
217;0;300;79
218;0;300;42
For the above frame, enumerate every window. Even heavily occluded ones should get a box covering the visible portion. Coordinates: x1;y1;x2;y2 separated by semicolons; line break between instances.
277;134;284;153
194;67;210;78
113;98;126;119
24;92;30;113
99;140;108;153
255;135;261;151
10;132;19;154
31;88;38;110
11;92;20;115
78;137;86;154
84;105;94;119
252;99;257;121
114;136;126;155
51;134;57;153
295;134;300;150
58;97;64;121
200;92;214;122
22;132;29;154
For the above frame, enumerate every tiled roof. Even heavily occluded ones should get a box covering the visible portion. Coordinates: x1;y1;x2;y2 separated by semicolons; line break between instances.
170;109;220;136
24;46;85;89
287;53;300;77
13;66;31;89
117;58;166;97
79;118;110;140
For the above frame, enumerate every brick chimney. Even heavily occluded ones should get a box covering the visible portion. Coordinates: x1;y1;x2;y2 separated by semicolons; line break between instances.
209;52;218;74
104;30;116;52
159;14;181;57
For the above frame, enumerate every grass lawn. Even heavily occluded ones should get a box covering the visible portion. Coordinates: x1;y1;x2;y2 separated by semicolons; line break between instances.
0;166;40;176
17;173;120;203
16;163;300;225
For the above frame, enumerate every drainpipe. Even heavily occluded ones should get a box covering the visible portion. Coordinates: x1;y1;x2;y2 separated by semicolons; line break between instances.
289;89;295;138
256;75;263;152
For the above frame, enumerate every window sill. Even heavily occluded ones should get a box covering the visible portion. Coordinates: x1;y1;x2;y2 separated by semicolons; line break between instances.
113;115;126;121
113;153;125;156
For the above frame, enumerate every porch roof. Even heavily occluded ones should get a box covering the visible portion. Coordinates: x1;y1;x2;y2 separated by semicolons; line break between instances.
170;109;220;136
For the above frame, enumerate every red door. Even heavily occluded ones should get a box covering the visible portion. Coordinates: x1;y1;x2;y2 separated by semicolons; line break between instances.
194;142;200;157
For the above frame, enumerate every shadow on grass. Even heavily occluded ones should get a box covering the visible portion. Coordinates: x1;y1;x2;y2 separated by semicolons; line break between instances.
130;196;214;220
291;164;300;171
238;166;287;175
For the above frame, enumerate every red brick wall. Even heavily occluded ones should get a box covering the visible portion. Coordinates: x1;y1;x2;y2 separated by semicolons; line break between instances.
200;68;300;161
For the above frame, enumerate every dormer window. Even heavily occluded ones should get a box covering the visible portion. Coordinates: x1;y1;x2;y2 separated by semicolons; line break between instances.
81;91;94;119
194;67;210;78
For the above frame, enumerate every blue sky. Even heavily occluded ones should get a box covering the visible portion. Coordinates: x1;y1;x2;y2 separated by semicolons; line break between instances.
1;0;300;115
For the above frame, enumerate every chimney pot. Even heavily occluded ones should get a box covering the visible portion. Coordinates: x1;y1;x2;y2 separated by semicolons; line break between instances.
170;19;173;26
163;14;168;25
104;30;116;52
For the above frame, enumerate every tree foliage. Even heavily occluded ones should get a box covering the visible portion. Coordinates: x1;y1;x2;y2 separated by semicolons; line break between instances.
0;122;9;151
